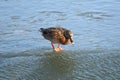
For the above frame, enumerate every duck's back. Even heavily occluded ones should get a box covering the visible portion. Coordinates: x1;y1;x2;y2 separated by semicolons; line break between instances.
40;27;66;43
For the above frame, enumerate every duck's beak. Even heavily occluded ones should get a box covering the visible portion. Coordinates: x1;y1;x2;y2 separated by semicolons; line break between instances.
70;38;74;45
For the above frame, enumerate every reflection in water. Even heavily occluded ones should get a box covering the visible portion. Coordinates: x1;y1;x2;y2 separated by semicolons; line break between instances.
32;51;75;80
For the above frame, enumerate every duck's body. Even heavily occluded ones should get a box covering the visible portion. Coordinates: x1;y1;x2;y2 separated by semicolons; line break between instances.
39;27;74;51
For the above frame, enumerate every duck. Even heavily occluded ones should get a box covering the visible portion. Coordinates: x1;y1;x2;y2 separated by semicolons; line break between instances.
39;26;74;51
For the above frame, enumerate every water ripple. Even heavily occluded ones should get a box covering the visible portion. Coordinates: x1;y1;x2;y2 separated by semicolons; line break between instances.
76;11;113;20
0;49;120;79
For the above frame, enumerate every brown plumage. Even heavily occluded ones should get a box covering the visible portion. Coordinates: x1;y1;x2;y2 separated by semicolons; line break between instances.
39;27;74;51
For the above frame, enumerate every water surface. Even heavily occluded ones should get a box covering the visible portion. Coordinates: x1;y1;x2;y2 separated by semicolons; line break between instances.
0;0;120;80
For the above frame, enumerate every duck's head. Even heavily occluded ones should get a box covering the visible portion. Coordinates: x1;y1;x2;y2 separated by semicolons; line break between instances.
64;30;74;45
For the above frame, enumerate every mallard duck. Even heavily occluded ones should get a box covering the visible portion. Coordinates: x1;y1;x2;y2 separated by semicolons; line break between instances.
39;27;74;51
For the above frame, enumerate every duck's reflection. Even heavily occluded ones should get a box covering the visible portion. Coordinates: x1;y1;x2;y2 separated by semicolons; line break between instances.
34;51;76;79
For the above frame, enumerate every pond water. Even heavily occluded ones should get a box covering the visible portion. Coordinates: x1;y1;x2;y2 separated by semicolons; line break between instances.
0;0;120;80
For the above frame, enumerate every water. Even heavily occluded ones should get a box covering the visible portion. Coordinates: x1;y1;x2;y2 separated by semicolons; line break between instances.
0;0;120;80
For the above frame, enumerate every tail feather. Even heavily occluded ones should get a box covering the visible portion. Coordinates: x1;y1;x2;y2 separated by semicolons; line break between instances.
39;28;44;32
39;28;48;34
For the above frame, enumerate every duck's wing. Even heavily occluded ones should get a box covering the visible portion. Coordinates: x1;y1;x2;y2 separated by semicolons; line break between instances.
47;27;64;38
40;27;65;41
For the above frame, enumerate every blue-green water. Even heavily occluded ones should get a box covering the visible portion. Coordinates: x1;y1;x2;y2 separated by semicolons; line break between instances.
0;0;120;80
